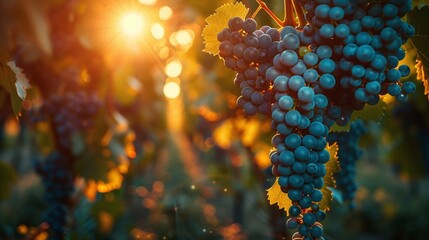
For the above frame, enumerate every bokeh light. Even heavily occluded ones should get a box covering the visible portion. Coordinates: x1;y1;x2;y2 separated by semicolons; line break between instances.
151;23;165;39
164;59;182;78
158;47;170;59
175;29;194;46
159;6;173;20
163;81;181;99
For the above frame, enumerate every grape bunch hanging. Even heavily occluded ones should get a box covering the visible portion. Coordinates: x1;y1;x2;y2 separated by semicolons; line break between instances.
204;0;415;239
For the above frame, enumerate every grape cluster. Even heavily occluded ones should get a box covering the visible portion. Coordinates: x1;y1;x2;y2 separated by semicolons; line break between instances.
217;17;280;116
41;91;102;150
35;152;74;239
36;91;101;239
297;0;416;127
327;120;367;207
217;0;414;239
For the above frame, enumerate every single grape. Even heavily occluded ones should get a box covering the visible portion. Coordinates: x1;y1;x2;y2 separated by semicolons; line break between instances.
282;33;300;50
281;50;299;66
242;18;257;33
289;75;306;92
319;24;335;38
309;121;325;137
402;81;416;94
318;59;335;73
298;87;315;103
228;17;243;31
319;73;336;89
303;213;316;226
285;110;302;127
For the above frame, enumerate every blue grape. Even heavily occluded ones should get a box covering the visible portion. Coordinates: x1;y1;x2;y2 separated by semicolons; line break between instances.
280;50;299;66
319;74;336;89
285;110;302;127
316;45;332;59
365;81;381;95
356;45;375;62
298;87;315;103
304;69;319;83
282;33;300;50
402;81;416;94
319;24;335;38
335;24;350;39
318;59;335;73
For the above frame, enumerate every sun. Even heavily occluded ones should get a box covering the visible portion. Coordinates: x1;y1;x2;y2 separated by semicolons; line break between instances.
119;12;145;38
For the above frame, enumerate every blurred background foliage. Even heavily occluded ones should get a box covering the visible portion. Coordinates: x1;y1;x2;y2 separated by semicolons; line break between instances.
0;0;428;239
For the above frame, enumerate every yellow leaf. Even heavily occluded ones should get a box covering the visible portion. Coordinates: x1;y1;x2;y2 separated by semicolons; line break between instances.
267;177;293;212
202;2;249;56
213;119;235;149
320;143;340;211
416;59;429;100
238;118;260;146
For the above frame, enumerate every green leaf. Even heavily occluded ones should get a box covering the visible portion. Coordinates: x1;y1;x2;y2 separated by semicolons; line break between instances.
320;143;340;211
0;162;17;200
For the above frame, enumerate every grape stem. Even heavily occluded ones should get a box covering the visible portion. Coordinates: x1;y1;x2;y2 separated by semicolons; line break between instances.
254;0;305;27
285;0;296;27
255;0;285;27
293;0;306;28
251;5;262;19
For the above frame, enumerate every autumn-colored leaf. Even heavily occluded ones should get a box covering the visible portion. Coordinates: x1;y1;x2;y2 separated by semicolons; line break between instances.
416;59;429;99
213;119;235;149
267;177;292;212
6;61;30;101
409;7;429;101
320;143;340;211
235;117;261;147
0;50;31;116
202;2;249;56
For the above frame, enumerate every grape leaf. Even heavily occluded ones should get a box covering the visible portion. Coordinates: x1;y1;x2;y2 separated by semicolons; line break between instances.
320;142;340;211
409;6;429;101
416;59;429;99
0;50;30;116
267;177;292;212
202;2;249;56
6;61;30;101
